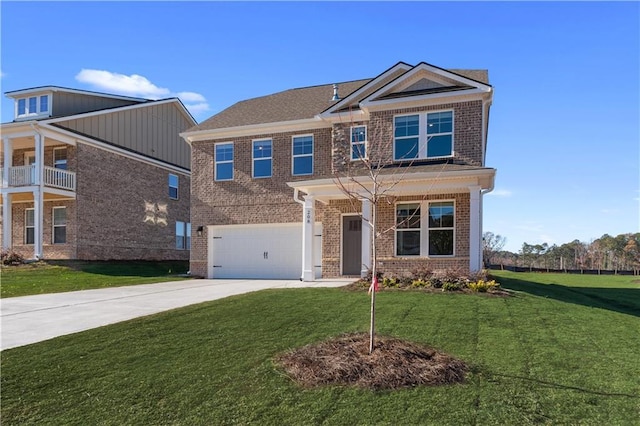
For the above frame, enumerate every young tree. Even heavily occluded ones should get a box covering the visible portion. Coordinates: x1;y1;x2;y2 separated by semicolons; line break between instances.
330;118;448;353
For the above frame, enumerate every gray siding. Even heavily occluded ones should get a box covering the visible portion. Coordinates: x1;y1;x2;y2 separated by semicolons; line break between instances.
52;92;140;117
55;102;192;169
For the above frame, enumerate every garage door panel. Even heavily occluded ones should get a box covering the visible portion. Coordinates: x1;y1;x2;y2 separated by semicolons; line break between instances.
208;224;305;279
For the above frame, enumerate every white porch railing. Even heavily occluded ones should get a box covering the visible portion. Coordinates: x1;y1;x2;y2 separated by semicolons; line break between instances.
5;165;76;191
43;166;76;191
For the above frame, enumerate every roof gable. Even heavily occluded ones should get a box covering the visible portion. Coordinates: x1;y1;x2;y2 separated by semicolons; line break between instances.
360;62;491;108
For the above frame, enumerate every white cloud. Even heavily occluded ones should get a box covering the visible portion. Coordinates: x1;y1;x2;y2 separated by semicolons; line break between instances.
0;70;5;78
75;69;210;118
176;91;206;103
487;189;512;197
76;69;170;98
184;102;210;115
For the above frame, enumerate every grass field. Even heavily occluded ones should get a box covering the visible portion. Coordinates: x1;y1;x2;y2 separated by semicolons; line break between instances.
1;271;638;424
0;260;190;298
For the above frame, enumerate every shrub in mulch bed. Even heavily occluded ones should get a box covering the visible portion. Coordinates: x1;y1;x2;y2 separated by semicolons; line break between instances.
275;333;468;390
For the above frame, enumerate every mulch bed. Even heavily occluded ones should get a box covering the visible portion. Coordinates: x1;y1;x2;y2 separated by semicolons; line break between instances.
275;332;468;390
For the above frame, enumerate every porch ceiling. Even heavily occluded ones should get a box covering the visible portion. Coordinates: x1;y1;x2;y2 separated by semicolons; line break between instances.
0;191;75;205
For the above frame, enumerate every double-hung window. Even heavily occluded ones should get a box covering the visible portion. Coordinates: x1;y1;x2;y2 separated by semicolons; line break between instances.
395;201;455;257
54;148;67;170
428;202;455;256
396;203;421;256
350;126;367;160
25;209;35;245
215;143;234;181
169;174;179;199
53;207;67;244
176;221;191;250
292;135;313;176
253;139;272;178
393;110;454;161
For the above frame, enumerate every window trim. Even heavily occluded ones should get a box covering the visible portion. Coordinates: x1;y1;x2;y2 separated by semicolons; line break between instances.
175;221;191;250
393;109;455;162
25;208;35;245
427;200;456;257
394;200;456;257
52;206;67;244
53;147;68;170
350;125;368;161
252;138;273;179
214;142;234;181
168;173;179;200
16;94;51;119
291;134;314;176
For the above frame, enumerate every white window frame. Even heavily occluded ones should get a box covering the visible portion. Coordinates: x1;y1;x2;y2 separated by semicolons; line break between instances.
25;208;35;245
215;142;234;181
168;173;179;200
52;206;67;244
175;221;191;250
393;109;454;161
252;138;272;179
426;200;455;257
350;125;367;161
291;134;314;176
53;147;68;170
395;202;422;257
16;94;50;119
394;200;456;257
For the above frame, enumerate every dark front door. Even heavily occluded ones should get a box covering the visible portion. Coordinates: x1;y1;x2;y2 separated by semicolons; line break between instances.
342;215;362;275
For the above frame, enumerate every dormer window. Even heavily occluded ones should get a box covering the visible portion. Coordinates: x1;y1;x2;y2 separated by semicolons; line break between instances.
16;95;50;119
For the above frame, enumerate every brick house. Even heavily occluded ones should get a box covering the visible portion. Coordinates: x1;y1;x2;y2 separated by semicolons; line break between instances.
1;86;195;261
181;62;496;280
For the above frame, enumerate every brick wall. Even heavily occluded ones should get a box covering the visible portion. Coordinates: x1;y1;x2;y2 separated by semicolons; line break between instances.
189;128;333;276
322;193;471;278
74;143;190;260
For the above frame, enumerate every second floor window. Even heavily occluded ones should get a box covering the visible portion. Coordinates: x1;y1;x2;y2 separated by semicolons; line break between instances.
394;111;454;161
54;148;67;170
292;135;313;176
253;139;272;178
351;126;367;160
215;143;234;181
169;174;179;199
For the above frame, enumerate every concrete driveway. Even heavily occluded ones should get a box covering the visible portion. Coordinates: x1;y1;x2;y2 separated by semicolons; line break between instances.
0;278;352;351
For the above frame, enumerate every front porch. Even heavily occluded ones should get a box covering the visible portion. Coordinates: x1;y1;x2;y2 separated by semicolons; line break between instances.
1;124;77;259
289;165;496;281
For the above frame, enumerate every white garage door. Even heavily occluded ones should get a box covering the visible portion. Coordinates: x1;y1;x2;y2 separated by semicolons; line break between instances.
207;223;321;279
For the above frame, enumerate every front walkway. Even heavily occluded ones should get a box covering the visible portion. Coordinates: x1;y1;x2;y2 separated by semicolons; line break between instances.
0;278;352;351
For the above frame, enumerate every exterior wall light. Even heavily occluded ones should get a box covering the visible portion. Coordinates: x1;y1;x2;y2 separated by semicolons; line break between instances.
196;226;204;237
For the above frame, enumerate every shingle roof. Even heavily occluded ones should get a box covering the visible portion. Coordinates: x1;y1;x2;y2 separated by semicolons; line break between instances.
189;68;489;132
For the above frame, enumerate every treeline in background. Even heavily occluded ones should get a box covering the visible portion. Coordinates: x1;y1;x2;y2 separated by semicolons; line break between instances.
483;232;640;275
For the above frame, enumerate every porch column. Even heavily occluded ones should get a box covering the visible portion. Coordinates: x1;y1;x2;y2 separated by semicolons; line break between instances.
301;196;315;282
469;185;482;272
3;137;11;186
2;193;11;250
361;198;372;277
33;133;44;259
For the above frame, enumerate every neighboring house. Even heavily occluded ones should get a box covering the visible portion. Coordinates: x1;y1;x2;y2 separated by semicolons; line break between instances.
181;61;496;280
1;86;195;261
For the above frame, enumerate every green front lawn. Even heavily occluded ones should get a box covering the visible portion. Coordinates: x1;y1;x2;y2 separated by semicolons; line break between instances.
0;260;190;298
1;271;638;424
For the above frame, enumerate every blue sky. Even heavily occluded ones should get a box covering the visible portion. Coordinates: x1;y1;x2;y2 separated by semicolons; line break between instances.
1;1;638;252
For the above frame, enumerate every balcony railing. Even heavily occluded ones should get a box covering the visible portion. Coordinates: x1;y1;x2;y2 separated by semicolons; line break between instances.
2;165;76;192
